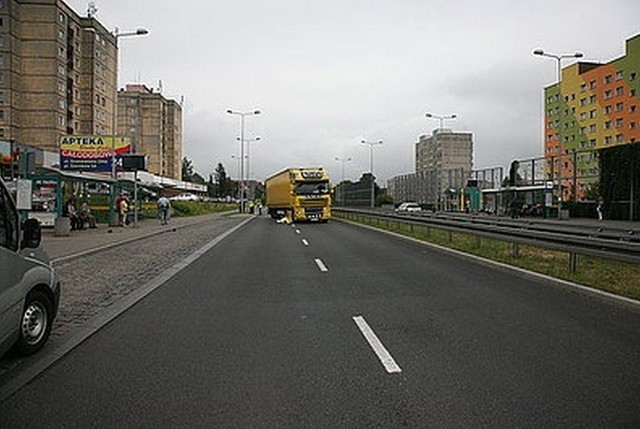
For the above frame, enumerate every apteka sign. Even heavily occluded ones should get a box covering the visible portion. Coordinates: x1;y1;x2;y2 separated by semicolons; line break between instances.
60;135;131;172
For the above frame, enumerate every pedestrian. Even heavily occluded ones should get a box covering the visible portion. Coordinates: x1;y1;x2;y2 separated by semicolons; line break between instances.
596;198;604;221
80;201;97;229
119;194;129;227
64;196;81;230
157;193;171;225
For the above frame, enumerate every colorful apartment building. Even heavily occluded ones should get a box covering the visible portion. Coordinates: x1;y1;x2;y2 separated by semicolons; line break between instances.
543;34;639;201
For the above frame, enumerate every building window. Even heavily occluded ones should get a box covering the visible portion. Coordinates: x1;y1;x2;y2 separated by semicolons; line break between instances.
58;99;65;110
0;53;4;66
590;80;597;89
616;102;624;112
604;90;612;99
604;75;613;84
0;92;5;104
631;89;636;97
580;84;586;92
589;95;596;104
631;72;636;81
631;122;637;130
615;118;624;128
0;36;4;47
616;86;624;96
580;98;587;107
616;71;624;80
580;112;588;120
604;121;612;129
604;136;612;145
631;105;637;113
0;72;4;84
589;110;597;118
616;134;623;143
604;105;612;114
589;124;597;133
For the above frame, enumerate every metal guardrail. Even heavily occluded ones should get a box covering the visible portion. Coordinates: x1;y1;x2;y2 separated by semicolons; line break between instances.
334;208;640;269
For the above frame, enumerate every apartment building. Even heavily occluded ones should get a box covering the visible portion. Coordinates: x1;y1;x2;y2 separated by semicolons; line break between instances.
117;84;182;179
0;0;116;153
387;129;473;208
543;34;640;200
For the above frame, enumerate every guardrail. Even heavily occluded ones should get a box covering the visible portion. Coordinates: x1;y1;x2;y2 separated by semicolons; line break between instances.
333;208;640;272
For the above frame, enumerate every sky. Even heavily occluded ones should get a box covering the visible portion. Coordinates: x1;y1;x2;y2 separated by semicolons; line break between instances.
66;0;640;185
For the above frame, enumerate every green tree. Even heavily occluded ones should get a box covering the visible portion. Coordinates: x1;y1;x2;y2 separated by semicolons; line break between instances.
213;162;232;197
181;156;195;182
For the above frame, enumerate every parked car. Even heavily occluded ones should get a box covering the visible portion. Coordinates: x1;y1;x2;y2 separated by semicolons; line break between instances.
0;177;60;357
169;193;200;202
395;202;422;213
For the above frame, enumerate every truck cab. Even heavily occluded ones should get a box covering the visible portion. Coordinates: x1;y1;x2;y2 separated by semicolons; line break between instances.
0;177;60;357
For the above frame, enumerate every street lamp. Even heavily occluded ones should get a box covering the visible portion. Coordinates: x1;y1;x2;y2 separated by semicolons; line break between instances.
110;27;149;179
426;112;457;212
533;49;584;207
361;140;383;208
227;109;261;212
238;136;261;181
334;156;352;183
425;112;457;130
231;153;247;204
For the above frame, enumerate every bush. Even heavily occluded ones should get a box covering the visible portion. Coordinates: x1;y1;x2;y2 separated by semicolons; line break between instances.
170;201;236;217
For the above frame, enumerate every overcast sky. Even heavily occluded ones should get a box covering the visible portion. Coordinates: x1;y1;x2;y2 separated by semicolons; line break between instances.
66;0;640;184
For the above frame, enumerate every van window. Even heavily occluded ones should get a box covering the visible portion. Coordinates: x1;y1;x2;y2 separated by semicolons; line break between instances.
0;183;19;251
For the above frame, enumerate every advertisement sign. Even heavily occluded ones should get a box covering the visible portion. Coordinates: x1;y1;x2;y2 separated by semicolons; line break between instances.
60;136;131;171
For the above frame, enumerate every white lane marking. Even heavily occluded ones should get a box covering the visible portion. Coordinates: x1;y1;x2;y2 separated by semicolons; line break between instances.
314;258;328;272
296;229;301;234
352;315;402;374
302;239;309;246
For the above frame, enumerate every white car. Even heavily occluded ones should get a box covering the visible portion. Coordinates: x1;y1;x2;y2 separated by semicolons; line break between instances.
395;202;422;213
169;193;200;202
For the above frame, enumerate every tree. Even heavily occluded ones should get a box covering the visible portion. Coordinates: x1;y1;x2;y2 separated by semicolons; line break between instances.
181;157;195;182
213;162;232;197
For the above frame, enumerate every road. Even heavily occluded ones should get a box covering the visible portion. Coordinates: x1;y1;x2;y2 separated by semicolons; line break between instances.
1;217;639;427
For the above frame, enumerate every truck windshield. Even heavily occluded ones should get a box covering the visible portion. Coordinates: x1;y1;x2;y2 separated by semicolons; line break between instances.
295;182;329;195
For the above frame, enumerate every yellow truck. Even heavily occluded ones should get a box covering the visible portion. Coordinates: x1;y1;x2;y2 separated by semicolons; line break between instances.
265;167;332;222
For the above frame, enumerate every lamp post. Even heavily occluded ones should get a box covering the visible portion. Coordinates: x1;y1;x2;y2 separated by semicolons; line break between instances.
238;136;261;180
425;112;457;212
227;109;261;212
110;28;148;179
533;49;583;207
334;156;352;183
361;140;382;208
231;153;246;204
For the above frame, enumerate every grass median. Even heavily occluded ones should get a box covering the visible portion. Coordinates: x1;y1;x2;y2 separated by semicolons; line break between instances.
336;212;640;301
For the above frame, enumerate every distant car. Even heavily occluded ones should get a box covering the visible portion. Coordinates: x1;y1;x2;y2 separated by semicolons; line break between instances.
395;202;422;213
169;193;200;202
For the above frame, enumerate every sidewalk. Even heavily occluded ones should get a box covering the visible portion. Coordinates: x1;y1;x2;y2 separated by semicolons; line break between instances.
42;211;238;260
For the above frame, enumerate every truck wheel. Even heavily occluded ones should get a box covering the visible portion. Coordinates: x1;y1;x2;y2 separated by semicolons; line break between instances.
14;289;53;356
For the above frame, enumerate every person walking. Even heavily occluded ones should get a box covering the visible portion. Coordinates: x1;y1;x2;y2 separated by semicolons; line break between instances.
157;194;171;225
596;197;604;221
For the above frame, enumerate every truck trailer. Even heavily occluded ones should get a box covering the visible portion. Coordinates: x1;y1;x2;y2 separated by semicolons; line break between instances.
265;167;331;222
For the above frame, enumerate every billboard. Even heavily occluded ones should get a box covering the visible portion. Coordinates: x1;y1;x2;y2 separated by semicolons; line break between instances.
60;136;131;172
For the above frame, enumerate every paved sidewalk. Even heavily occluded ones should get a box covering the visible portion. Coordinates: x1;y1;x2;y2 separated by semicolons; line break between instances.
42;211;238;260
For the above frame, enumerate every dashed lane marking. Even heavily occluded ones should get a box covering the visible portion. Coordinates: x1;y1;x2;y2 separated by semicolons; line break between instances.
353;315;402;374
314;258;328;272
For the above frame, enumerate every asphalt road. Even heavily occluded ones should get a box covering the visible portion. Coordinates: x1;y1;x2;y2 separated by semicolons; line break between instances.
1;217;639;427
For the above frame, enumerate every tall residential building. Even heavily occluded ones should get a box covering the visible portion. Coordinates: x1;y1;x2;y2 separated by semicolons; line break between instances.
117;84;182;179
543;34;640;200
387;129;473;208
415;129;473;174
0;0;116;153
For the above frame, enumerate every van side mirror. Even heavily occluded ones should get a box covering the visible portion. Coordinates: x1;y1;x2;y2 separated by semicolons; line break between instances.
21;218;42;249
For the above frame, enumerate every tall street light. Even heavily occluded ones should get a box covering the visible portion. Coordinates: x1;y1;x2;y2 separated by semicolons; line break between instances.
227;109;261;212
111;28;148;179
361;140;383;208
334;156;352;183
231;153;246;203
533;49;583;207
425;112;457;212
238;136;261;181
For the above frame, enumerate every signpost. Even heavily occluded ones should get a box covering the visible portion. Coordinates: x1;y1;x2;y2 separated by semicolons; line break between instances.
59;135;131;172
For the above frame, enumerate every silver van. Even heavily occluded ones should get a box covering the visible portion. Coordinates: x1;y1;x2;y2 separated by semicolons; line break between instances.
0;177;60;357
